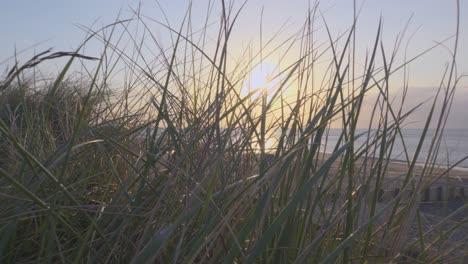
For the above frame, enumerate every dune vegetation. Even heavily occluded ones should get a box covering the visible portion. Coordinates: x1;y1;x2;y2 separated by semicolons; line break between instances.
0;1;466;263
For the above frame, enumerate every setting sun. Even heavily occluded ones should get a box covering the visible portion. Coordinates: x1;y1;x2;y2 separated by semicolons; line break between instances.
242;61;281;101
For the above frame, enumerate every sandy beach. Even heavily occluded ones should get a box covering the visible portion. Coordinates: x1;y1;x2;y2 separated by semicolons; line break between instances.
315;152;468;260
312;152;468;200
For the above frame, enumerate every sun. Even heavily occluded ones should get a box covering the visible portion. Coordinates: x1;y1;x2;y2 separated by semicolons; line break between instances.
242;61;281;101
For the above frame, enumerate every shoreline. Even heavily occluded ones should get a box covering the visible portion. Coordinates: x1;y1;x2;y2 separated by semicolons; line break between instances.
316;151;468;179
259;151;467;201
260;151;468;177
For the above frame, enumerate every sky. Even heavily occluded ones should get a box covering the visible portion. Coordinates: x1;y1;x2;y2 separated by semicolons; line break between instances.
1;0;467;128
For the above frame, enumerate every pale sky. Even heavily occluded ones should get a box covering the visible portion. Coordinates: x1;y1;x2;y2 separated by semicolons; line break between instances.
1;0;467;128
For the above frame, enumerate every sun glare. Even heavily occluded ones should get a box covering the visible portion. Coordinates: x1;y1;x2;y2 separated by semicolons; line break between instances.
242;61;281;101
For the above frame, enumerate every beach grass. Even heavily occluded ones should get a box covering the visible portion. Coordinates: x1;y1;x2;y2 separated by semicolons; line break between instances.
0;1;466;263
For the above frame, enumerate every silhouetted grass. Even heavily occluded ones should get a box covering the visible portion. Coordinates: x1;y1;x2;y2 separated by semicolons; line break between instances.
0;1;466;263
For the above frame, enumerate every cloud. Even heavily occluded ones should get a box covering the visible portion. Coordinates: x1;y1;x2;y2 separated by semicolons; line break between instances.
356;86;468;129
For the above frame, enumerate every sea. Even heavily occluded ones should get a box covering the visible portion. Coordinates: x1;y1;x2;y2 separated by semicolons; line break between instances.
322;128;468;169
144;126;468;169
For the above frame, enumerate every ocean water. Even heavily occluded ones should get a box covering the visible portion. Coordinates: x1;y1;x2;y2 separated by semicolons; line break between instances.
143;126;468;168
322;128;468;168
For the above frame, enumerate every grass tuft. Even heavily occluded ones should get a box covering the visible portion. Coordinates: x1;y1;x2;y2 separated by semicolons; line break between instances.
0;1;466;263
